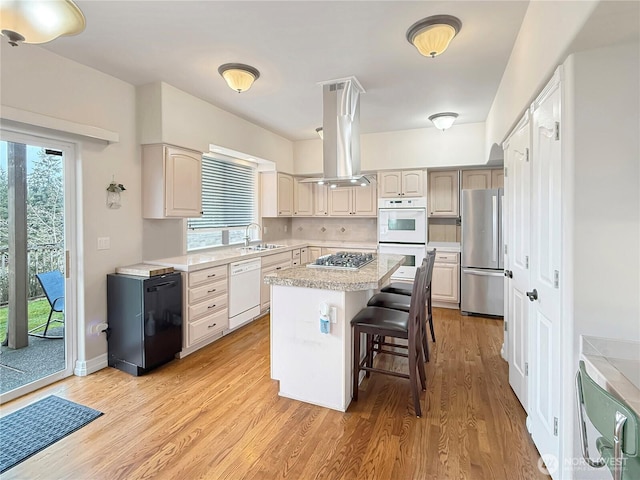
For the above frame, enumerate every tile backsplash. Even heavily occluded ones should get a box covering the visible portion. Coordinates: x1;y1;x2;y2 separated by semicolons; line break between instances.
262;217;378;243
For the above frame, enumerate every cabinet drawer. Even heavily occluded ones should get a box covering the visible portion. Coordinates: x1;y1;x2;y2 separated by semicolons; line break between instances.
188;293;228;321
188;310;228;345
262;251;292;267
188;277;228;304
435;252;459;264
272;261;291;272
189;265;227;288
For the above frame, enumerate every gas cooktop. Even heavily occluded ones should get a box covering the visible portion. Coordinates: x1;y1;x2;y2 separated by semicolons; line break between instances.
306;252;375;271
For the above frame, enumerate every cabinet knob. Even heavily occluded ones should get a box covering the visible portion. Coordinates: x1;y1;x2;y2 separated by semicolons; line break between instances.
208;304;217;309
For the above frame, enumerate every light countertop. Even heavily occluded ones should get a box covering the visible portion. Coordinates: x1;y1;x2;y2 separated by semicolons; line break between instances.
427;242;461;253
264;254;405;292
145;240;378;272
580;335;640;415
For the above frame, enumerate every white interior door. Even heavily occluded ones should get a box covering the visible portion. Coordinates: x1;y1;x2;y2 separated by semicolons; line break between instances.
528;70;563;476
505;112;531;412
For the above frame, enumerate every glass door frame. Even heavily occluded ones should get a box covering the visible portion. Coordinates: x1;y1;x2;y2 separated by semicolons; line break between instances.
0;128;77;403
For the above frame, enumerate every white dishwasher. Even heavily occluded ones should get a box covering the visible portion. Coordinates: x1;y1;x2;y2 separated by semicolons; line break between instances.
228;258;262;330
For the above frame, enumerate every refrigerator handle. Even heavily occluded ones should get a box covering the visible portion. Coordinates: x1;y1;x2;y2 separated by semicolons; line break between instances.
492;195;498;263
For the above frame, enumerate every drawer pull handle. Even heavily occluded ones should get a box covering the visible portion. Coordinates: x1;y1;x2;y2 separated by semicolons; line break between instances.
207;274;216;278
208;304;217;309
207;323;217;329
207;289;216;293
276;267;282;270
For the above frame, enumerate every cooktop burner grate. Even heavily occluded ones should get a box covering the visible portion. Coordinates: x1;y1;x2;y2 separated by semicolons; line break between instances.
306;252;375;271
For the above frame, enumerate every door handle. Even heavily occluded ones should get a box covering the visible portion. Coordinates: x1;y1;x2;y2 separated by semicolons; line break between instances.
504;270;513;278
526;289;538;302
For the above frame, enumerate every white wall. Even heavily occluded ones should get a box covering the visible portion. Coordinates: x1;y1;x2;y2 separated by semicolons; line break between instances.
485;0;598;158
564;41;640;476
137;82;294;172
0;42;141;366
293;123;486;175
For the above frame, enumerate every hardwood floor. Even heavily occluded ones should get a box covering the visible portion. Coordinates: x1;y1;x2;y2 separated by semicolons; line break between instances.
2;308;548;479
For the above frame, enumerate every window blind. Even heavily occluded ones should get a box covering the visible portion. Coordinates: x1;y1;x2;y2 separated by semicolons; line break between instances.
187;156;255;229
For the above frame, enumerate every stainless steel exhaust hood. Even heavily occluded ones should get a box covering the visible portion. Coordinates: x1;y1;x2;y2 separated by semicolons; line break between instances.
302;77;368;188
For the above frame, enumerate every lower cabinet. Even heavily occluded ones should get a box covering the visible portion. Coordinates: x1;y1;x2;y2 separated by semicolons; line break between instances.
308;247;322;262
260;251;292;312
431;251;460;307
184;264;229;349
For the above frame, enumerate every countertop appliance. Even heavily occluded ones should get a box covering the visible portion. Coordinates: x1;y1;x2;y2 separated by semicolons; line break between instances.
378;197;427;282
229;258;261;330
107;272;182;376
307;252;375;270
461;188;504;316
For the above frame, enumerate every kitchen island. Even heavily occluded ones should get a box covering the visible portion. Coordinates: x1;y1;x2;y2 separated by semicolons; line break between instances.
264;253;405;412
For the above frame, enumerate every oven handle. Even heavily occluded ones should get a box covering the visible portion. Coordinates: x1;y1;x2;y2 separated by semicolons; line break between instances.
378;208;426;213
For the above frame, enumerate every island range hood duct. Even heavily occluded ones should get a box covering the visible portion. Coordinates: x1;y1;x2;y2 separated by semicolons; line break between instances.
303;77;368;187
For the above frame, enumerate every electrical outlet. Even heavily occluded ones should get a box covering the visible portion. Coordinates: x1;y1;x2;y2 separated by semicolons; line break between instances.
330;306;337;324
284;225;288;232
97;237;110;250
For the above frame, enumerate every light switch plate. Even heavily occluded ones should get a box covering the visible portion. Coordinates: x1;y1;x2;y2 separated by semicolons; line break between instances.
330;306;337;324
97;237;110;250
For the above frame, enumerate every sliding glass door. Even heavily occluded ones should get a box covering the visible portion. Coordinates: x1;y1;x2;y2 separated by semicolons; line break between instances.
0;130;75;402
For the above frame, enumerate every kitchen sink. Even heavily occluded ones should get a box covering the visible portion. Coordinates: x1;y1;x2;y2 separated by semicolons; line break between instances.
239;244;285;252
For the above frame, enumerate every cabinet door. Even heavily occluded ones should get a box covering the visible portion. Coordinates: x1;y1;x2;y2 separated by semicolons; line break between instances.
300;248;309;264
429;170;459;217
462;170;492;190
261;266;275;311
308;247;322;262
353;186;376;216
431;262;459;303
402;170;424;197
294;180;313;216
277;173;294;216
491;168;505;189
165;147;202;217
313;183;329;216
328;188;352;216
379;171;402;198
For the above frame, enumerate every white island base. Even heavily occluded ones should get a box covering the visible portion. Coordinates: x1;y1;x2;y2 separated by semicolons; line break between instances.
270;285;371;412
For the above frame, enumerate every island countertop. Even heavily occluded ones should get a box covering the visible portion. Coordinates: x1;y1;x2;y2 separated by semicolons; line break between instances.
263;254;405;292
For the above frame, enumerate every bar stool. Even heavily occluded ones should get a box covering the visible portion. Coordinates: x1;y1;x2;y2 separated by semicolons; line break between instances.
351;263;427;417
368;250;436;360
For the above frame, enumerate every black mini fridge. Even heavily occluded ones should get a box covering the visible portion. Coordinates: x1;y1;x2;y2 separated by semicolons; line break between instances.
107;272;182;376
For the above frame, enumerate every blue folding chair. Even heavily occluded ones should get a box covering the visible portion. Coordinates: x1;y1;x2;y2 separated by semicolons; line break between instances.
30;270;65;339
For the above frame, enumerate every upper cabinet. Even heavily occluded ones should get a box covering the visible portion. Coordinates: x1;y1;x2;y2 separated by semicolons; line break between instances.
293;179;314;216
142;144;202;219
328;185;376;216
462;168;504;190
378;170;424;198
428;170;459;217
261;172;294;217
313;183;329;216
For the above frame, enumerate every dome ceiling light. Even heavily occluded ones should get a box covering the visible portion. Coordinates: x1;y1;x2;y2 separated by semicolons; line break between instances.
218;63;260;93
429;112;459;131
0;0;86;46
406;14;462;58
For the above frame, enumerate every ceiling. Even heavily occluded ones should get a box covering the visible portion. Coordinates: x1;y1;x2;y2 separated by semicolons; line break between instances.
41;1;531;141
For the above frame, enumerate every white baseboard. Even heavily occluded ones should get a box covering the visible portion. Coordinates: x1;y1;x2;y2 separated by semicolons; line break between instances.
432;301;459;309
74;354;108;376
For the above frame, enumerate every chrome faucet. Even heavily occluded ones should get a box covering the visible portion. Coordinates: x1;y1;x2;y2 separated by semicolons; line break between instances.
244;223;262;247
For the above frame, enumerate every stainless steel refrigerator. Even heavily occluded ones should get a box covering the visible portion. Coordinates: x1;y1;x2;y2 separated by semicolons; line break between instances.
461;188;504;316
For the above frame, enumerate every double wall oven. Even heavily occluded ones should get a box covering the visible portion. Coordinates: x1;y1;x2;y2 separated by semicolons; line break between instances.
378;198;427;282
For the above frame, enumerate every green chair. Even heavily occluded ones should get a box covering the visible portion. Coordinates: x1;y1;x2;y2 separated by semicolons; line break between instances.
575;360;640;480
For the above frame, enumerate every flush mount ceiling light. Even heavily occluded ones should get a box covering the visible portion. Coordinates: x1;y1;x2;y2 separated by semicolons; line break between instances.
429;112;459;130
218;63;260;93
406;14;462;58
0;0;86;46
315;127;323;140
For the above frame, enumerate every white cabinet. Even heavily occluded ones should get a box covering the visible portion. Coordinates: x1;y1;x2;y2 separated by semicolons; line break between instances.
461;168;504;190
294;179;314;216
328;185;376;216
142;144;202;219
260;250;292;312
308;247;322;262
431;251;460;306
261;172;294;217
428;170;459;217
313;184;329;216
379;170;424;198
184;264;228;349
300;247;309;264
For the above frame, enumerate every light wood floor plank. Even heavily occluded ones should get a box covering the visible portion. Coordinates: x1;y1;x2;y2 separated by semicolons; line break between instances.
1;309;548;479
